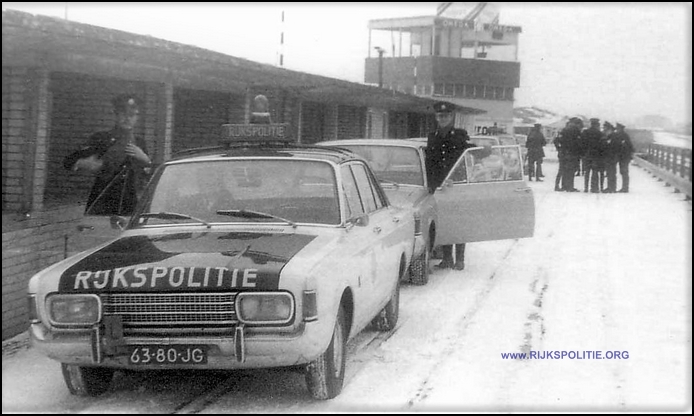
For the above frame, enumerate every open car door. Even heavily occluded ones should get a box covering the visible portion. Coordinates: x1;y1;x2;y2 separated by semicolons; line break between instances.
434;145;535;245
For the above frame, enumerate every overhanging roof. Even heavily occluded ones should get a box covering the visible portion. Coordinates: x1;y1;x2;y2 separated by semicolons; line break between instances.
2;9;485;115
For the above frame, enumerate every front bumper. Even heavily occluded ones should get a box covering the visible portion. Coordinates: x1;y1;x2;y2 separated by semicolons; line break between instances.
30;318;333;370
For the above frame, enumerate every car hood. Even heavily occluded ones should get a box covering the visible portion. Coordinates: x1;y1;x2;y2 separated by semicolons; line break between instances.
57;231;317;293
383;186;429;208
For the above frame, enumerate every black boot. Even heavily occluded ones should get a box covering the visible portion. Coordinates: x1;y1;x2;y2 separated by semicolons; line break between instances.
453;244;466;270
436;245;454;269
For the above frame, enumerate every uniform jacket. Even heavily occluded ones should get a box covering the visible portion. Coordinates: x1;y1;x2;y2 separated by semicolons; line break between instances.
426;127;474;192
555;126;583;160
526;128;547;160
581;126;606;160
613;130;634;161
64;126;149;215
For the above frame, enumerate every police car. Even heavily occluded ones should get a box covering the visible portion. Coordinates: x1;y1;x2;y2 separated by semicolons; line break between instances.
28;125;415;400
319;139;535;285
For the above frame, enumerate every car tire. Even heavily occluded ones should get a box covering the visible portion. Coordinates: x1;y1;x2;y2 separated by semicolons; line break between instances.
305;305;347;400
61;363;114;396
371;277;400;332
409;248;430;286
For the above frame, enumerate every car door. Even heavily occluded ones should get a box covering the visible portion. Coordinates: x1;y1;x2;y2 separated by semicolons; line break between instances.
339;164;381;332
350;163;402;309
434;145;535;245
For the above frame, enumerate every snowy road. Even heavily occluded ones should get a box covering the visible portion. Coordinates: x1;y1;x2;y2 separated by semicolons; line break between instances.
3;154;691;413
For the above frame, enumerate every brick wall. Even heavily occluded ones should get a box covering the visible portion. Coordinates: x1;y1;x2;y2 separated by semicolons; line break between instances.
173;88;240;153
2;67;27;212
337;105;367;140
2;205;84;339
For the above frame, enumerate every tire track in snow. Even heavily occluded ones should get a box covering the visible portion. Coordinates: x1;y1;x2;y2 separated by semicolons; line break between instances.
405;239;523;408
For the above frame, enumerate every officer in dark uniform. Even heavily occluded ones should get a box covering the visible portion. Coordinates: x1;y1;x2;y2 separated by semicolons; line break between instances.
614;123;635;192
425;101;475;270
559;117;583;192
602;122;619;193
582;118;605;193
63;94;151;215
526;123;547;181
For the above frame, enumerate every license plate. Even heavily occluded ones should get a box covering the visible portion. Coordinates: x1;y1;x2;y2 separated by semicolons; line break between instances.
127;345;208;365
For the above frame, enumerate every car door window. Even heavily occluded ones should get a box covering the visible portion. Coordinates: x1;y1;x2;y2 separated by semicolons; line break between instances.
462;145;523;183
350;164;377;213
341;165;364;219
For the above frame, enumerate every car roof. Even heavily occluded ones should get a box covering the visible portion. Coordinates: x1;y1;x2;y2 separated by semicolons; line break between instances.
168;144;360;165
319;138;426;149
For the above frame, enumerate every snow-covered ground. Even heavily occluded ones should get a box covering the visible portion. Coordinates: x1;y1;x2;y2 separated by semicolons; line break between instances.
3;153;691;413
652;130;692;149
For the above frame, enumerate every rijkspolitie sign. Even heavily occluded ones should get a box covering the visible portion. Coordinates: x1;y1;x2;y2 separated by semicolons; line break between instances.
222;123;292;142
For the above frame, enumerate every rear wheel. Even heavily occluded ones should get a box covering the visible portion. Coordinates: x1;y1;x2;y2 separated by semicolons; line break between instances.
305;305;347;400
61;363;114;396
371;275;401;332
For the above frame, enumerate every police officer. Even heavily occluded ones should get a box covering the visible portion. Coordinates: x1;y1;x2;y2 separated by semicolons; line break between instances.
63;94;151;215
425;101;475;270
582;118;605;193
602;122;619;193
614;123;635;192
526;123;547;181
558;117;583;192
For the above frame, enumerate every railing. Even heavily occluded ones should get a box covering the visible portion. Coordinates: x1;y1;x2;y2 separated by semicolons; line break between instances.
634;144;692;198
645;144;692;182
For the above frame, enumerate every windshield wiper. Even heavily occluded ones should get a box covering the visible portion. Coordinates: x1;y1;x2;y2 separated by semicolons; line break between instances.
139;212;211;228
216;209;297;228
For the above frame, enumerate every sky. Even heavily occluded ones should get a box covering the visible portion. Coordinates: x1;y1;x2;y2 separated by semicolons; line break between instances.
2;2;692;126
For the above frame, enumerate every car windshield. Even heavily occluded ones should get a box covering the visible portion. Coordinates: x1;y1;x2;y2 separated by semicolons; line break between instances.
135;159;340;226
337;145;424;186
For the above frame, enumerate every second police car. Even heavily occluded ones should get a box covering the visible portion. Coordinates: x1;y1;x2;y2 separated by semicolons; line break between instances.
319;138;536;285
27;124;416;400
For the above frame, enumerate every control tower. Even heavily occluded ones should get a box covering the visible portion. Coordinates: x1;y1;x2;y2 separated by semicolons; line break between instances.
365;2;521;135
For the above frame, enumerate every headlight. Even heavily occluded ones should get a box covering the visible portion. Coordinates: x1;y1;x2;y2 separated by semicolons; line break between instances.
46;294;101;327
236;292;294;325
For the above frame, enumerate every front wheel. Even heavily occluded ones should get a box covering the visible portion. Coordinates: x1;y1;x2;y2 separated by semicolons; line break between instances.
61;363;114;396
305;305;347;400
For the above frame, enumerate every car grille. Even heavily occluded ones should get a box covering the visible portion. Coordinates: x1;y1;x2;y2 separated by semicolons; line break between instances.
101;293;238;327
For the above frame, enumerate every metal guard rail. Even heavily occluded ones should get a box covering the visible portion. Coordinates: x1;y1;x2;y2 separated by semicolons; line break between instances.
633;143;692;198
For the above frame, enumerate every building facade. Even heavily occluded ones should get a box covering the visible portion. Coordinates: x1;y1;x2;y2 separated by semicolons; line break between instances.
364;3;521;135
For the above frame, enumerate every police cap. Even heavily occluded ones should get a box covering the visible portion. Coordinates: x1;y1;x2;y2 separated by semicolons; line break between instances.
432;101;456;113
603;121;614;130
590;118;600;125
615;122;625;129
111;94;139;115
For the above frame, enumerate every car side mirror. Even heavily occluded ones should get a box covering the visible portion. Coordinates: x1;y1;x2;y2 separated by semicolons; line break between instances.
110;215;128;230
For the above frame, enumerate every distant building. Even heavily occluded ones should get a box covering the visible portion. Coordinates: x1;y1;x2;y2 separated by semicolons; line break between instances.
365;2;521;135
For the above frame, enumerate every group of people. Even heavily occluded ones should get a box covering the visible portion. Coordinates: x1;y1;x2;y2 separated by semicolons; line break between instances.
553;117;635;193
